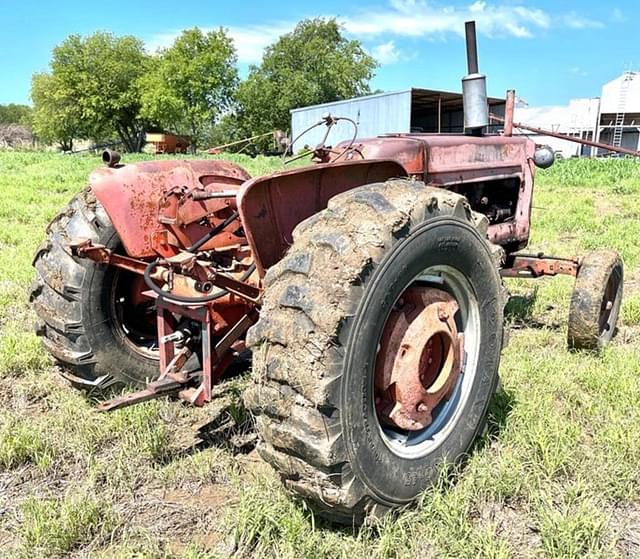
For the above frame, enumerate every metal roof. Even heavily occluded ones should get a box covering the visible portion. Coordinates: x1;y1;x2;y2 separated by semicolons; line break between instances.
290;87;505;114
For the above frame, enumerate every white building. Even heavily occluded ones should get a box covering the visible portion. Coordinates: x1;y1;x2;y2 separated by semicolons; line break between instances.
514;72;640;157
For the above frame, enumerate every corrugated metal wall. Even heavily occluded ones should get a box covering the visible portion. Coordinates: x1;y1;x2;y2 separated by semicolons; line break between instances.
290;90;412;151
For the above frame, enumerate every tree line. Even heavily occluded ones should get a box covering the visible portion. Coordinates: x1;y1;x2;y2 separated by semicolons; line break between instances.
24;18;377;153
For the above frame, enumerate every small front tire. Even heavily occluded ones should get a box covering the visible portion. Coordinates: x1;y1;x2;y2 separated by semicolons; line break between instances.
568;250;623;350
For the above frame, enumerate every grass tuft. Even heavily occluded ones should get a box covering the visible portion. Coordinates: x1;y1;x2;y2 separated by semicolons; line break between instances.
18;490;116;557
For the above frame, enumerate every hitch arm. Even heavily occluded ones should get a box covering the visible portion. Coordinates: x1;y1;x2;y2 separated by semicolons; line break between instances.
69;239;152;276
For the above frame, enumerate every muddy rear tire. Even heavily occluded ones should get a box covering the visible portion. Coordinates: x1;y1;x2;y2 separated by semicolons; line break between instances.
567;250;623;351
245;179;506;523
30;189;159;391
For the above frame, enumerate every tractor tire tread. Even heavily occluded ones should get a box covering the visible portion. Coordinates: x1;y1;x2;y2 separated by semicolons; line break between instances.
245;179;505;522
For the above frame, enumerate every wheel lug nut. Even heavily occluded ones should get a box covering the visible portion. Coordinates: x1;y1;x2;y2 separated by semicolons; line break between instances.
438;307;449;321
417;403;428;412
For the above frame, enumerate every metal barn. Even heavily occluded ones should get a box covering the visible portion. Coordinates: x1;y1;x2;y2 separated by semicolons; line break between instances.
290;88;506;151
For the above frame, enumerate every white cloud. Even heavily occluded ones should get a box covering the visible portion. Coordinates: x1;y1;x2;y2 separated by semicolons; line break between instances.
144;22;294;64
341;0;551;39
372;40;401;64
563;12;604;29
227;23;294;64
610;8;625;23
144;1;604;65
570;66;588;77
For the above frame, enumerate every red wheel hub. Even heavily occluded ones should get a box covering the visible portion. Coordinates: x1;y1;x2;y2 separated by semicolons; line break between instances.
374;287;463;431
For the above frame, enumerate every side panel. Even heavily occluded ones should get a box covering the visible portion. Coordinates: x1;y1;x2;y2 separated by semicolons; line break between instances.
237;159;408;275
90;160;251;257
422;136;536;248
349;134;536;249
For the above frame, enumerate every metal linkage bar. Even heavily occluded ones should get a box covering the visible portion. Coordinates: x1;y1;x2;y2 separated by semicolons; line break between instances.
500;253;580;279
490;113;640;158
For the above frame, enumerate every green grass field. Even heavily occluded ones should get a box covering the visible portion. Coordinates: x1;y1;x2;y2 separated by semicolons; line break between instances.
0;151;639;558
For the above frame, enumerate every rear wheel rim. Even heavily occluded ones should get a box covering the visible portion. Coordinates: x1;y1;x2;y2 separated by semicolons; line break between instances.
109;269;159;360
598;268;622;338
374;265;481;459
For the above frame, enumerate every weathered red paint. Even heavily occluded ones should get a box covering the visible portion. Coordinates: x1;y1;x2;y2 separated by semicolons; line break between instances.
501;253;580;278
335;133;536;249
90;159;251;258
237;159;407;275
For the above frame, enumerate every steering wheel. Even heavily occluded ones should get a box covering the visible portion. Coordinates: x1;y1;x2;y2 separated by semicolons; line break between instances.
283;113;359;165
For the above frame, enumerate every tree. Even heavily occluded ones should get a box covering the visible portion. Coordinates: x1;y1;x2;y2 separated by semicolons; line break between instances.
34;32;151;152
31;73;83;151
0;104;32;126
140;28;238;150
235;18;377;151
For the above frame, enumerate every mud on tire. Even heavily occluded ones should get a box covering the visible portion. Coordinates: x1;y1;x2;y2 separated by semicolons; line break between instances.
568;250;623;351
30;189;159;391
245;179;507;523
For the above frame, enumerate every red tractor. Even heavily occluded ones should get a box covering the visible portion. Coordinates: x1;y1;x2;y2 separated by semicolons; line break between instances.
32;22;623;523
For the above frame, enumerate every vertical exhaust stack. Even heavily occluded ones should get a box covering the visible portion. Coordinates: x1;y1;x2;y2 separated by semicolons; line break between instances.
462;21;489;134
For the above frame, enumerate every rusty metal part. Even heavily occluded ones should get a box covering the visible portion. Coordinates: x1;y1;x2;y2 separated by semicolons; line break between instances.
97;371;200;411
238;159;407;274
70;239;163;278
375;287;463;431
71;240;261;304
504;90;515;137
331;133;536;250
97;297;259;411
501;253;580;278
90;159;251;258
490;113;640;158
206;131;275;154
465;21;479;74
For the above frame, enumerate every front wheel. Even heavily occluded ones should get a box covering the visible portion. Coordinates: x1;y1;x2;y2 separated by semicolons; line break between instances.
568;250;623;351
245;180;506;523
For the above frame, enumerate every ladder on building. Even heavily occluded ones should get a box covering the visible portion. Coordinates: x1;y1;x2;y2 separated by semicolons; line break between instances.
612;72;633;148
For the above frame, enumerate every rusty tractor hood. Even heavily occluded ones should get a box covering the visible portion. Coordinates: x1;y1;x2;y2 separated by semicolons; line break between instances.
339;134;536;185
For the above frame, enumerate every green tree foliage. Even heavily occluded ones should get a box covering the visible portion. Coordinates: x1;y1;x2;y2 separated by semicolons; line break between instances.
31;73;83;151
235;18;377;150
140;28;238;150
0;104;32;126
32;32;150;152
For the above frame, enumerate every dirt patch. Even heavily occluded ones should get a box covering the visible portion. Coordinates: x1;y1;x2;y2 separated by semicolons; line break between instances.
610;503;640;557
476;500;542;556
124;482;238;555
594;196;623;217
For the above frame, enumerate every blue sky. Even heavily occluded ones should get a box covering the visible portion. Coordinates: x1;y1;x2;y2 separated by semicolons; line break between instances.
0;0;636;107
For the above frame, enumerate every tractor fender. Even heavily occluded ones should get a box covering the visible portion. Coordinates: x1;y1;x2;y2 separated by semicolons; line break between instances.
237;159;408;276
89;159;251;258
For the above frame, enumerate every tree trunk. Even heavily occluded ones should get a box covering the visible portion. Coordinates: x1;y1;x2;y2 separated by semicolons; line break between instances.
190;121;197;154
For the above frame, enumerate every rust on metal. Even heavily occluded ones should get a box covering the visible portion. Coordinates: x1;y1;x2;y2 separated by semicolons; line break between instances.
503;90;515;137
90;159;251;258
238;158;407;275
375;287;463;431
501;253;580;278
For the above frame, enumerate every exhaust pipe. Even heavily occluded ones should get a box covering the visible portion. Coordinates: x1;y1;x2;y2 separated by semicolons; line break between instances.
102;149;121;168
462;21;489;134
